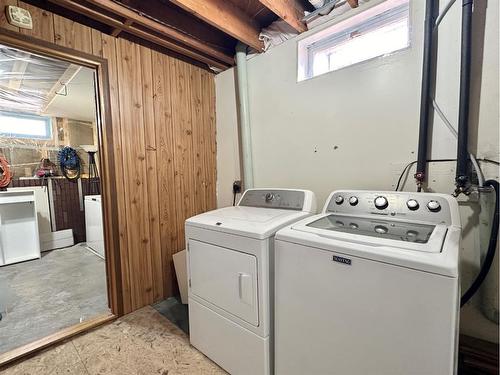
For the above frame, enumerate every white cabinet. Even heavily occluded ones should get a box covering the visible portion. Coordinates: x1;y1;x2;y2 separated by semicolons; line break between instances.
0;191;40;266
84;195;104;258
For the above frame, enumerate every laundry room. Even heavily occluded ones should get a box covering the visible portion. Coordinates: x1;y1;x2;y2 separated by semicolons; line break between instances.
0;0;498;374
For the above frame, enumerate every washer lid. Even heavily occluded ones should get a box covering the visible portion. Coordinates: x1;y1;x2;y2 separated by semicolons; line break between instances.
186;206;313;240
276;213;460;277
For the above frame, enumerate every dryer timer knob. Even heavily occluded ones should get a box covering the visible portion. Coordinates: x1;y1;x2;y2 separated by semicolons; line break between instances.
335;196;344;205
349;196;358;206
427;200;441;212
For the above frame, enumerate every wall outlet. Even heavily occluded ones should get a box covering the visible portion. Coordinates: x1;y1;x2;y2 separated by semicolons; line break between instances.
5;6;33;30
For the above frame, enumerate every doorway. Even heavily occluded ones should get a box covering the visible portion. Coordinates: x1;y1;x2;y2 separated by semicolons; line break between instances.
0;29;120;364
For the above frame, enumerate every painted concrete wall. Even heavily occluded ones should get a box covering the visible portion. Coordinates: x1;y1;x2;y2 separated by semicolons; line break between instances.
215;0;499;342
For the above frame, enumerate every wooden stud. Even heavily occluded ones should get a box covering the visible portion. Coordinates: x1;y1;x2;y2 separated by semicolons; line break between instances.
258;0;307;33
170;0;264;51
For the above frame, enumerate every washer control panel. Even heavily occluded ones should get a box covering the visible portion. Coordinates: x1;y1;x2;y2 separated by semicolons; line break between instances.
239;189;309;211
325;190;454;225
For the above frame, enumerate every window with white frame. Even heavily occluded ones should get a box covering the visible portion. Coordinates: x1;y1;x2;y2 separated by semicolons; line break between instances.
0;112;52;139
298;0;410;81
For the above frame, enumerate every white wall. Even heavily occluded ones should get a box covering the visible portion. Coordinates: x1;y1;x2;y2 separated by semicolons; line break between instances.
215;0;499;342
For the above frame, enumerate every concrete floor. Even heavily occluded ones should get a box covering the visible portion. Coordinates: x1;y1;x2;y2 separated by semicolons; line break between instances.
0;244;109;354
1;306;225;375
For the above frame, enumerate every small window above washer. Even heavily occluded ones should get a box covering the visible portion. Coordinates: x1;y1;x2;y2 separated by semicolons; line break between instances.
297;0;410;81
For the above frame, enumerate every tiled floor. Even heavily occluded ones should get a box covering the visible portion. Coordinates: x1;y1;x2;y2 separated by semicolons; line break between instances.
1;306;225;375
0;244;109;354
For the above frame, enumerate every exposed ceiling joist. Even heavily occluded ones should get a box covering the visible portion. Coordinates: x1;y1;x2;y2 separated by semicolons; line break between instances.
258;0;307;33
169;0;264;51
111;19;133;37
46;0;231;70
43;64;82;112
346;0;359;8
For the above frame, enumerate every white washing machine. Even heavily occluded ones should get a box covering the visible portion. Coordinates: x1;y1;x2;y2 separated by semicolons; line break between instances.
274;190;461;375
185;188;317;375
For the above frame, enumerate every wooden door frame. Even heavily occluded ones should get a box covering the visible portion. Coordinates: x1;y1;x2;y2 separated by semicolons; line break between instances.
0;28;123;366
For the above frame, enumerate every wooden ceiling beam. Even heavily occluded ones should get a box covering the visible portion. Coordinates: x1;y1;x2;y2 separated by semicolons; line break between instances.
46;0;231;69
169;0;264;51
258;0;307;33
346;0;359;8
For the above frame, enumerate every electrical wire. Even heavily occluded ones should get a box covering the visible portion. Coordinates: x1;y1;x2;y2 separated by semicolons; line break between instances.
434;0;457;29
461;179;499;306
0;155;12;188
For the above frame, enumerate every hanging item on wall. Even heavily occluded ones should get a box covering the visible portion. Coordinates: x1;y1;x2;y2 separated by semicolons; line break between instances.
58;146;81;182
0;155;13;189
36;158;57;178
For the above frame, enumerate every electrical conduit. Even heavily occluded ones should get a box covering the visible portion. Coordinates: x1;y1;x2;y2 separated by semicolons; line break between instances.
235;42;254;190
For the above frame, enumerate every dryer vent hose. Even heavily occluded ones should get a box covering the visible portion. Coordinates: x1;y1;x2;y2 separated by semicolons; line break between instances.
461;179;499;307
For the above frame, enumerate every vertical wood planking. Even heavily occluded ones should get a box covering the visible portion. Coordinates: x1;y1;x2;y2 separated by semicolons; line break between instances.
189;65;206;214
169;58;195;251
18;2;54;42
152;51;177;296
0;4;217;313
115;38;153;310
201;70;217;210
140;45;163;302
53;14;92;54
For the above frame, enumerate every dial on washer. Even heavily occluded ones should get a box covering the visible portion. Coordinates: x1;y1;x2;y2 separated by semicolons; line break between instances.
374;196;388;210
407;199;419;211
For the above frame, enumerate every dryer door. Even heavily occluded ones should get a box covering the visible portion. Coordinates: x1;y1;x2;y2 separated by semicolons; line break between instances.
189;239;259;326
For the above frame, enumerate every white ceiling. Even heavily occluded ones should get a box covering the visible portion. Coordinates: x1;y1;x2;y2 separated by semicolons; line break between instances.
44;67;97;122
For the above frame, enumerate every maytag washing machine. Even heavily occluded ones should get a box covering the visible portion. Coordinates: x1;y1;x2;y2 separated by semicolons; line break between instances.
274;190;461;375
185;188;316;375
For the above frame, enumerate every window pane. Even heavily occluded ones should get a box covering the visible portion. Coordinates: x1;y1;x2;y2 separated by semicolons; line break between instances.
298;0;410;81
0;113;51;139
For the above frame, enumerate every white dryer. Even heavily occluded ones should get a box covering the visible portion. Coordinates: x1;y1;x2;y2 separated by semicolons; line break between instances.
274;190;461;375
185;188;316;375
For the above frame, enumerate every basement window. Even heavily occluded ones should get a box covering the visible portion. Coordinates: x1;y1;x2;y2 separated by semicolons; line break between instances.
297;0;410;81
0;112;52;139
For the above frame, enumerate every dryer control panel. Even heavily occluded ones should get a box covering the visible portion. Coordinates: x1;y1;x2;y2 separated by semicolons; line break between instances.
239;189;316;213
325;190;459;226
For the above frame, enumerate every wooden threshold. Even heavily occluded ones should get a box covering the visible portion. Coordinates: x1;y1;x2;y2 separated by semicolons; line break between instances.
0;313;116;367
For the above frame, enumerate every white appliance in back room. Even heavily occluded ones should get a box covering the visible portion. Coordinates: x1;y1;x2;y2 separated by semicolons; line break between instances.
84;195;105;258
185;188;317;375
274;190;461;375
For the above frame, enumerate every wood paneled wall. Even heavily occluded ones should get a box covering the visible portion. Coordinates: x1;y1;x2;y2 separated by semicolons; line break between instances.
0;1;217;313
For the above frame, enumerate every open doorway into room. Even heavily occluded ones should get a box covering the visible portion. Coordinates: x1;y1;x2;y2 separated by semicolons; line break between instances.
0;42;110;356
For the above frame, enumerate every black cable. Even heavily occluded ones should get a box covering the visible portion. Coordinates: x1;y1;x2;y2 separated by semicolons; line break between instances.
461;179;499;307
233;192;237;206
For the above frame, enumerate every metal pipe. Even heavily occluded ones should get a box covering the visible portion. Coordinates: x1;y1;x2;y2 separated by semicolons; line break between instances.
415;0;436;191
235;42;254;190
435;0;457;29
455;0;474;194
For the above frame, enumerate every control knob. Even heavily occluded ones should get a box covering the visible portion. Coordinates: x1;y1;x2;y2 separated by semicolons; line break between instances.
335;196;344;205
427;200;441;212
349;196;358;206
265;193;274;202
406;199;419;211
374;196;388;210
